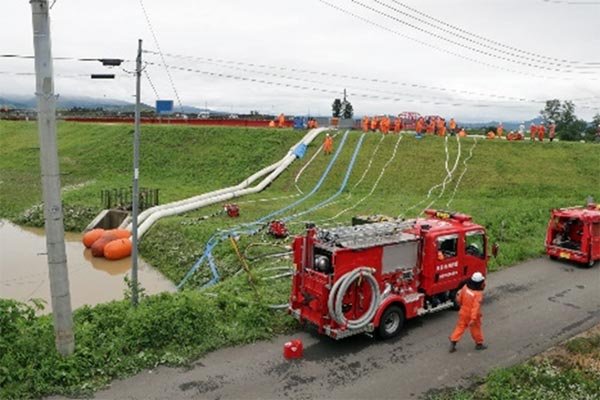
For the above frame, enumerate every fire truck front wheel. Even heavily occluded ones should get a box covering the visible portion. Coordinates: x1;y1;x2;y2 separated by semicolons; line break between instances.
377;305;405;339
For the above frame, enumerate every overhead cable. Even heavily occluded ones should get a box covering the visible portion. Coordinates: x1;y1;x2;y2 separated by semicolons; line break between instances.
385;0;599;67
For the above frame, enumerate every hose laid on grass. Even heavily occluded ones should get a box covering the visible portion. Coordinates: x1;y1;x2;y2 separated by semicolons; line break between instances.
177;131;351;289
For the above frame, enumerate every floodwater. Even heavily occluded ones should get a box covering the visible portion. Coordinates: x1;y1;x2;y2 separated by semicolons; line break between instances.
0;220;175;312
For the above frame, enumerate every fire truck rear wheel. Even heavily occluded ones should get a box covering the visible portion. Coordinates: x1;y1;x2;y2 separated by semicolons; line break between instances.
377;305;404;339
586;259;596;268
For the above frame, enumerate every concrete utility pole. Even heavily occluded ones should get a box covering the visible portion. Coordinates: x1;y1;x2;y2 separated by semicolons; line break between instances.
131;39;142;306
29;0;74;356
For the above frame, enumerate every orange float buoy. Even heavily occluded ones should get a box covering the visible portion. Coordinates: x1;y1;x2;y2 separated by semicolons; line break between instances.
104;238;132;260
91;232;117;257
82;228;105;248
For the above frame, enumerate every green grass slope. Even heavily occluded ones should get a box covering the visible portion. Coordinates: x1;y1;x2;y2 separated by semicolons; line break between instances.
1;120;599;284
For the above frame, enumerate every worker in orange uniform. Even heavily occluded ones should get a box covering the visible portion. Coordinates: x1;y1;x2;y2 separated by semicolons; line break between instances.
278;113;286;128
449;118;457;135
268;120;276;128
530;123;538;141
370;116;379;132
323;133;334;155
497;122;504;138
394;116;402;134
361;116;370;133
435;117;443;135
538;123;546;141
380;116;390;134
549;121;556;142
458;128;467;137
439;123;447;137
427;119;435;135
449;272;487;352
486;130;495;139
415;117;424;135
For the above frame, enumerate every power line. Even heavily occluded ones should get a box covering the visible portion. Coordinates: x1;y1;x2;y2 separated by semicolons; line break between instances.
147;50;597;108
347;0;597;75
143;65;160;100
138;0;183;113
145;53;527;107
144;61;599;112
316;0;580;81
385;0;600;67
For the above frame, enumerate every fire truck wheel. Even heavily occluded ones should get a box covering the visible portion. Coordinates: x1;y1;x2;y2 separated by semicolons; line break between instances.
377;305;404;339
586;259;597;268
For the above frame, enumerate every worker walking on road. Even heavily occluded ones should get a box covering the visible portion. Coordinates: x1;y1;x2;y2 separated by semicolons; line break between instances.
323;133;334;155
538;123;546;142
449;272;487;352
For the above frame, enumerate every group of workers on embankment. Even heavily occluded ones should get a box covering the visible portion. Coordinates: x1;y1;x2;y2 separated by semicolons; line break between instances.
271;113;562;143
486;121;557;142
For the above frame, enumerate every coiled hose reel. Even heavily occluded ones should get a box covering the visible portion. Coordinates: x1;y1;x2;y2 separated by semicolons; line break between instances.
327;267;381;330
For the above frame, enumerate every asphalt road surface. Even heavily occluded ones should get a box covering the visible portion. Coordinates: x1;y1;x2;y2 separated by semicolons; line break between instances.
91;258;599;400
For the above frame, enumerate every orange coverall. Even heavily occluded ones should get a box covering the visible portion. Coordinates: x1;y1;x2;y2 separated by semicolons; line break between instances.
415;118;424;134
371;117;379;132
323;136;333;155
381;116;390;134
394;117;402;133
362;116;370;133
458;128;467;137
450;285;484;345
449;118;457;133
278;114;285;128
549;124;556;140
538;125;546;141
439;125;447;137
268;120;276;128
530;125;538;141
427;121;435;134
497;125;504;137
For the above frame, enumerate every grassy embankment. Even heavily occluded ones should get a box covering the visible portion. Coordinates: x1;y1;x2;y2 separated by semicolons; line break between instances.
1;120;599;398
427;324;600;400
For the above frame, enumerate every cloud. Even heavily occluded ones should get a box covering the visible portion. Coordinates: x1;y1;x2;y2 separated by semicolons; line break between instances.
1;0;599;120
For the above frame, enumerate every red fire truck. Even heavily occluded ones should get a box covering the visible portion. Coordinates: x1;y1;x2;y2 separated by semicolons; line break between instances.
289;210;496;340
545;203;600;267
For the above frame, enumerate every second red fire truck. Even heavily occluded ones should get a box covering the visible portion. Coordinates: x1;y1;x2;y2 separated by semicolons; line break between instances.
289;210;497;340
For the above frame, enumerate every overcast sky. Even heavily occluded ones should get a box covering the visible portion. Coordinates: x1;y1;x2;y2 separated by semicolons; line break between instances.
1;0;599;121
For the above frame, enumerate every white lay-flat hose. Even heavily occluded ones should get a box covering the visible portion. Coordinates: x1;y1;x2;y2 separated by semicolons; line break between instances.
327;267;380;330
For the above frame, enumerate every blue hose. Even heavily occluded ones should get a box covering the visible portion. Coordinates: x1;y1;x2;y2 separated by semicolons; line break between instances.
283;133;365;222
177;130;351;289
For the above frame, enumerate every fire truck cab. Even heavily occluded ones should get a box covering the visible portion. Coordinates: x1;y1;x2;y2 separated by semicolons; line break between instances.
545;203;600;267
289;209;493;340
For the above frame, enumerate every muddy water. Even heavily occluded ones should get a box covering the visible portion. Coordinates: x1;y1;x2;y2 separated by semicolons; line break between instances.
0;220;175;312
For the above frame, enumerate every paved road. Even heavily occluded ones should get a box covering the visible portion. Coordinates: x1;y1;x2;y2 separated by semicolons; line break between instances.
92;258;599;400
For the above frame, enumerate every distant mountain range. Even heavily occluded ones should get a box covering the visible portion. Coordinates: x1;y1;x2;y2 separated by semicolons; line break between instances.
461;118;544;131
0;95;214;114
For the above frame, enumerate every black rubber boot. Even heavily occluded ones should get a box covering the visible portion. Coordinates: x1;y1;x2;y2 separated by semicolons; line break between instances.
449;340;457;353
475;343;488;351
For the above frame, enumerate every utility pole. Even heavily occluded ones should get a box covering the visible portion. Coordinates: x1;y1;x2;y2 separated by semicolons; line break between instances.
29;0;74;356
131;39;142;306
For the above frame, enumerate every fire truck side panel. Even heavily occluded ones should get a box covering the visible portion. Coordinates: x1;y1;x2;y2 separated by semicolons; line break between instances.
333;247;383;282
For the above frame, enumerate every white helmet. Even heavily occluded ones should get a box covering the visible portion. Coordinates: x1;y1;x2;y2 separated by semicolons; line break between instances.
471;272;485;283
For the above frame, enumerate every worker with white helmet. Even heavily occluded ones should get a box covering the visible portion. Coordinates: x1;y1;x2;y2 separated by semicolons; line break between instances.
449;271;487;352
